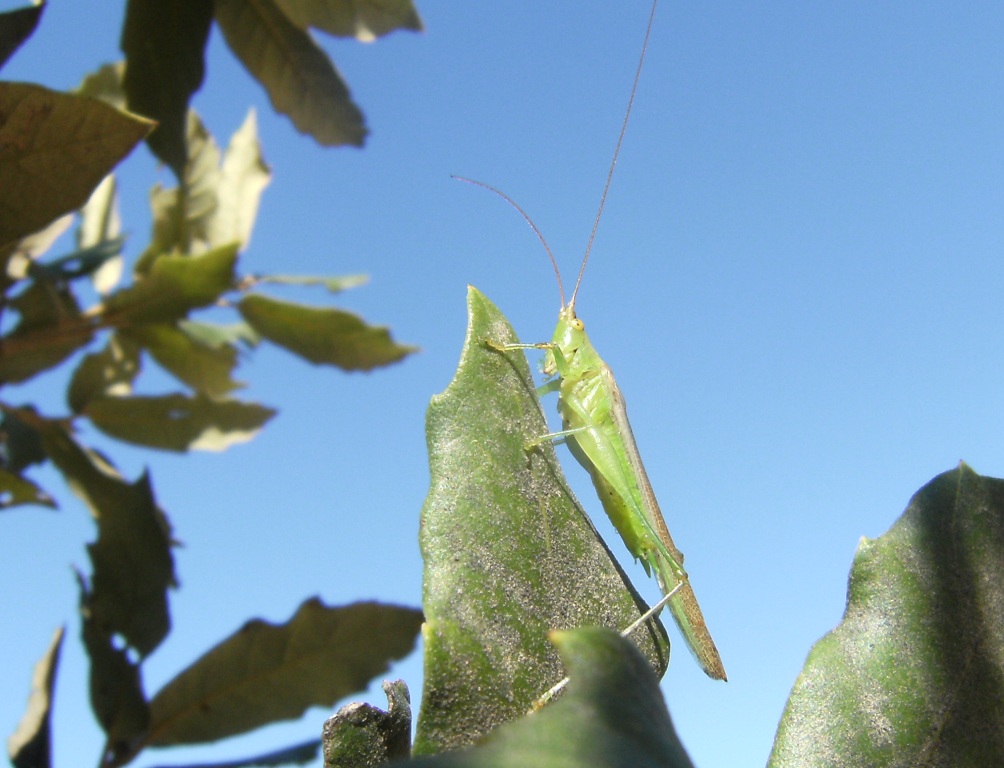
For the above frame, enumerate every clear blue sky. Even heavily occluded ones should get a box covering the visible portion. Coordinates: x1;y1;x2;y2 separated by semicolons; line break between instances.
4;2;1004;767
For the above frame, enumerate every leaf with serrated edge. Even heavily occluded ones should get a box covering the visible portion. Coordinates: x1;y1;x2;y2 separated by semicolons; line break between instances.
273;0;423;41
7;626;63;768
38;421;176;656
101;243;238;325
67;334;141;413
210;109;271;251
147;599;422;746
413;287;670;755
0;468;55;510
238;293;415;371
85;393;274;452
769;464;1004;768
124;323;243;399
406;629;694;768
0;82;152;247
215;0;367;146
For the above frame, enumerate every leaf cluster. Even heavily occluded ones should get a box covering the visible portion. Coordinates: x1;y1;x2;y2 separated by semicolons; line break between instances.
2;3;423;768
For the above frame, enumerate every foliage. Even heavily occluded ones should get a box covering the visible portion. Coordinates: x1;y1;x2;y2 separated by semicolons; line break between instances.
6;2;1004;767
2;2;423;767
319;292;1004;767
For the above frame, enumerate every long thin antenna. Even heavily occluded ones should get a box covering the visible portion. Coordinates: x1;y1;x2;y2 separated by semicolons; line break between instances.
569;0;659;311
452;175;567;309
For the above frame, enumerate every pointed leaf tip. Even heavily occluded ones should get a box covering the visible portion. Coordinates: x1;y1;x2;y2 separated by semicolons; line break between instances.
414;287;669;755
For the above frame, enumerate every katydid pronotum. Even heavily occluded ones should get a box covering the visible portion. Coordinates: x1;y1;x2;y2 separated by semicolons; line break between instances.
458;0;727;683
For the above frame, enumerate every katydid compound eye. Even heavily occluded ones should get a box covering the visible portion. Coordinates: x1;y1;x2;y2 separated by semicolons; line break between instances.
572;318;585;331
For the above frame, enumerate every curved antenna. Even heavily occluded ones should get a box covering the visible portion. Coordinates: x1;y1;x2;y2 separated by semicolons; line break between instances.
452;175;566;309
570;0;659;311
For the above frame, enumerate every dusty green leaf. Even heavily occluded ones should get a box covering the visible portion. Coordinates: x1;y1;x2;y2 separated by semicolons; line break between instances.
215;0;367;146
0;280;94;384
85;393;274;452
7;625;63;768
413;287;670;755
0;2;45;71
406;629;694;768
0;82;152;247
273;0;422;41
322;680;411;768
238;293;415;371
209;109;271;251
121;0;213;177
78;573;151;765
252;273;368;294
769;464;1004;768
0;468;55;509
66;334;141;413
102;243;238;325
147;599;423;746
40;421;176;656
124;323;243;399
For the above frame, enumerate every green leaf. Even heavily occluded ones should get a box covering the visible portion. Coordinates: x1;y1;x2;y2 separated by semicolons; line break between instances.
209;109;271;251
123;323;243;399
147;599;423;746
7;625;63;768
322;680;411;768
26;236;125;283
77;176;124;294
78;572;151;764
66;334;141;413
214;0;367;146
85;393;274;452
0;280;94;384
151;739;323;768
0;407;48;472
0;82;153;247
238;293;415;371
136;111;221;266
273;0;423;42
0;468;55;509
76;61;128;112
405;629;694;768
251;273;368;295
0;2;45;71
769;464;1004;767
101;243;238;325
121;0;213;177
39;421;176;656
413;287;670;755
179;318;260;349
1;212;72;286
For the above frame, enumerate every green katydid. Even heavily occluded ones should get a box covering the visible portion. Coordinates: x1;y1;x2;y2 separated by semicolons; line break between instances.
458;0;726;682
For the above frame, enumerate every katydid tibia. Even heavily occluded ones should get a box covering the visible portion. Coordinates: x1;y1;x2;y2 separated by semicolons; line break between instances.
456;0;727;682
